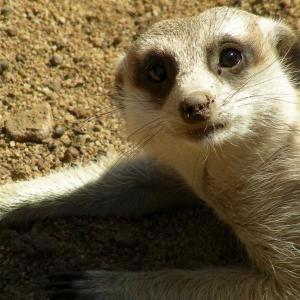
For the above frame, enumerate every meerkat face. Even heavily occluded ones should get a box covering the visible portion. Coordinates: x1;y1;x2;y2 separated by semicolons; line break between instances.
116;7;300;148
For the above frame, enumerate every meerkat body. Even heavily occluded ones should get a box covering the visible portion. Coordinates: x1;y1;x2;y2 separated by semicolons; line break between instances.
1;6;300;300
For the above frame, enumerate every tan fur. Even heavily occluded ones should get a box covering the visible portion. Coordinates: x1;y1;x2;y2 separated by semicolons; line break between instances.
114;7;300;300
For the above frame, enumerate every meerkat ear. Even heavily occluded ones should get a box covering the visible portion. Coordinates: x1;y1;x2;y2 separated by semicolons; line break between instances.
114;55;126;91
113;55;127;109
271;21;300;87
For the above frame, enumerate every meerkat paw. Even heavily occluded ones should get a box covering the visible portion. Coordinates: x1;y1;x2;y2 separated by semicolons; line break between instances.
47;271;126;300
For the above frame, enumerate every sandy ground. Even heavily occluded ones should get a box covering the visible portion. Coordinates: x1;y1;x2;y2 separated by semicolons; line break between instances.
0;0;299;299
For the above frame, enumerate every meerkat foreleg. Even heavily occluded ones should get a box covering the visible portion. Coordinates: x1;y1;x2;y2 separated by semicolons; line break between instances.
0;153;197;226
47;268;278;300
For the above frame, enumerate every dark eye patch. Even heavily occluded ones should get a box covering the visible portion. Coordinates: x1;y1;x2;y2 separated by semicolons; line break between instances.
131;50;179;105
146;63;167;83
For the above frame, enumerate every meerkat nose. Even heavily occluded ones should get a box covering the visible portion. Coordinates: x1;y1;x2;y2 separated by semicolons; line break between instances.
179;91;215;124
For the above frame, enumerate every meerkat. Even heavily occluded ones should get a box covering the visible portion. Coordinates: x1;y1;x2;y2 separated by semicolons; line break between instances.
1;6;300;300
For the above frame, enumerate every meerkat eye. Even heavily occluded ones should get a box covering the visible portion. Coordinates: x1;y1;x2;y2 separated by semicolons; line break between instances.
219;48;242;68
147;64;167;83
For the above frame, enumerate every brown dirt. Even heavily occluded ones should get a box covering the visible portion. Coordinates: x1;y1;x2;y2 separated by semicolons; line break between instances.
0;0;299;299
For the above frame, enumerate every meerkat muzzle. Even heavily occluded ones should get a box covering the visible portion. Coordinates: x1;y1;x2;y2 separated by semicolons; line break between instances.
179;91;215;124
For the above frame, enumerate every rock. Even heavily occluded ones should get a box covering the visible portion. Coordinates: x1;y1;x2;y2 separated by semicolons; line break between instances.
70;105;91;118
47;141;57;150
0;166;10;180
45;80;61;92
5;28;17;37
64;113;76;123
35;159;46;171
73;56;84;64
16;53;27;63
60;134;71;146
11;164;32;180
49;54;63;67
0;60;10;75
5;103;53;142
1;5;11;16
62;146;79;162
72;134;86;148
53;125;65;138
52;40;67;51
112;37;121;47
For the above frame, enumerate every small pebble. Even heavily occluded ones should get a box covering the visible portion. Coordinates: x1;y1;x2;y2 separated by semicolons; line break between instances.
0;166;10;179
61;134;72;146
93;125;101;132
72;134;86;148
52;40;66;51
11;165;31;180
47;142;57;150
49;54;63;67
16;53;27;63
112;37;121;47
53;125;65;138
5;28;17;37
1;5;11;16
35;159;46;171
0;60;10;75
73;56;84;64
45;80;61;92
70;106;91;118
64;114;76;123
62;146;80;163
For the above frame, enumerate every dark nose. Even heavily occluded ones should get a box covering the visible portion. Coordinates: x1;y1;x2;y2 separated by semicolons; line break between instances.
179;91;215;124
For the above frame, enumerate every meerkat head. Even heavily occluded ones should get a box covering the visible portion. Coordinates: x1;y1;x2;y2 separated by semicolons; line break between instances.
116;7;300;148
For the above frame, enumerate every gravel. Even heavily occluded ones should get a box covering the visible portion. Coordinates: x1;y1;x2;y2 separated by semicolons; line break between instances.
0;0;299;299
